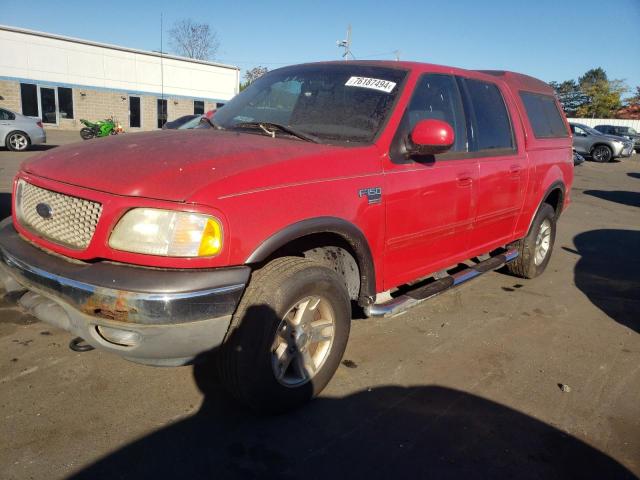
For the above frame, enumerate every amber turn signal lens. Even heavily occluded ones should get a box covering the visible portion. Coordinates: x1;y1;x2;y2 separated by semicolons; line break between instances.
198;218;223;256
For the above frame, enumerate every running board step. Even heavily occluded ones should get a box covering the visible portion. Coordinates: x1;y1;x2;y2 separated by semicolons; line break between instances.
365;248;518;318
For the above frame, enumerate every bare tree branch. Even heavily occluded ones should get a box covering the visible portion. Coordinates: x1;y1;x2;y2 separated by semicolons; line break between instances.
168;19;220;60
240;66;269;90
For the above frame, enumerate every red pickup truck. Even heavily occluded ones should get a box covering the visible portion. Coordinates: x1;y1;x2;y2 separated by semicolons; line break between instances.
0;61;572;412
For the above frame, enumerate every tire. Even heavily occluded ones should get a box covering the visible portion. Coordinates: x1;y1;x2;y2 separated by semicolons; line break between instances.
591;144;613;163
506;203;556;279
80;128;95;140
219;256;351;413
5;131;30;151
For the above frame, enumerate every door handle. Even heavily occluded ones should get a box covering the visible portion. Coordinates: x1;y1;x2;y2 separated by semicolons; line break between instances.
509;165;521;176
456;173;473;187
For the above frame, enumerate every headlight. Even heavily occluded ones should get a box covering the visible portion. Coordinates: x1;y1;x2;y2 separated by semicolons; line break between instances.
109;208;223;257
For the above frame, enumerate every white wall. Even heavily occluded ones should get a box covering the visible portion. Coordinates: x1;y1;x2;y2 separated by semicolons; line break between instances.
0;26;239;101
568;118;640;130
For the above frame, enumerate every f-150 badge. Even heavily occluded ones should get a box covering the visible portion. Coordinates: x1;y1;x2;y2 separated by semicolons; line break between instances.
358;187;382;204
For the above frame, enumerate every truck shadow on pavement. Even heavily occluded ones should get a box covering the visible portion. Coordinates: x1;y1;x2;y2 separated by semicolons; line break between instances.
569;229;640;334
583;189;640;208
627;172;640;179
69;318;635;479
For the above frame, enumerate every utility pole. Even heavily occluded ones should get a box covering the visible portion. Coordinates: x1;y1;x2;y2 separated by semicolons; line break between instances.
394;50;401;61
337;25;355;60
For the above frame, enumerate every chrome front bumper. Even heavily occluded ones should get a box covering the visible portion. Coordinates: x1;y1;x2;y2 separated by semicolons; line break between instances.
0;218;249;365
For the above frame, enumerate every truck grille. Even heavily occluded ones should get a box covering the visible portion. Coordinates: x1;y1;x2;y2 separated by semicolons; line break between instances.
15;180;102;249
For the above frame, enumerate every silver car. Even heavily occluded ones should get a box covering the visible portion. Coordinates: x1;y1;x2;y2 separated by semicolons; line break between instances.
570;122;634;162
0;107;46;152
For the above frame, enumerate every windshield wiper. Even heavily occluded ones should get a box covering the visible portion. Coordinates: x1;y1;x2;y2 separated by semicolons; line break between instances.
230;122;320;143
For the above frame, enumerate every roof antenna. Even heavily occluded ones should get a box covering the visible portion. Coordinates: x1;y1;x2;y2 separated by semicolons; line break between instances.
337;25;355;60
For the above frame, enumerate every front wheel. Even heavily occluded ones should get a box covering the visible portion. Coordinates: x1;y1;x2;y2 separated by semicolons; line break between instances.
506;203;556;279
80;128;95;140
219;257;351;413
591;144;613;163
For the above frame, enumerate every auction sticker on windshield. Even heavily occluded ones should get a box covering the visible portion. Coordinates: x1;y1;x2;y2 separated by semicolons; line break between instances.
345;76;396;93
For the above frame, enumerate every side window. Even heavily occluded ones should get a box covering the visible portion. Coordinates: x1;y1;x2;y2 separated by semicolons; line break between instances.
0;109;15;121
464;79;514;151
403;74;467;153
519;91;568;138
574;126;587;136
194;100;204;115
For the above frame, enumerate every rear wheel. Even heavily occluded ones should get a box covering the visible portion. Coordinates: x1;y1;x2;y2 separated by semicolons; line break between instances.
506;203;556;279
5;131;30;151
591;144;613;163
219;257;351;413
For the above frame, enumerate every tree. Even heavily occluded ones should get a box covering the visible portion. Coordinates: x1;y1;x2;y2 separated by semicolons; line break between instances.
240;66;269;91
569;67;627;118
578;67;608;89
625;86;640;105
549;80;588;116
169;19;219;60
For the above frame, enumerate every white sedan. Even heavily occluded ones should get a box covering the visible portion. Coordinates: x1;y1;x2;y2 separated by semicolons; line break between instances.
0;107;46;151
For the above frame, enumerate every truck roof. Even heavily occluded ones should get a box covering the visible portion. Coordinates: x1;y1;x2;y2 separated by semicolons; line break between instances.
289;61;554;95
476;70;554;95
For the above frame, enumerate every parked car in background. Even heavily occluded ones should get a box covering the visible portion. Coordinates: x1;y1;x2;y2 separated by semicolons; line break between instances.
593;125;640;152
0;61;573;412
162;114;199;130
0;107;46;151
569;122;634;162
174;110;218;130
573;148;585;165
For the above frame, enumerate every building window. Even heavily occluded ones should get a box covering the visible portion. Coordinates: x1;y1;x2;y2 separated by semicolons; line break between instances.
216;102;225;109
157;99;168;128
194;100;204;115
20;83;38;117
58;87;74;119
129;97;141;128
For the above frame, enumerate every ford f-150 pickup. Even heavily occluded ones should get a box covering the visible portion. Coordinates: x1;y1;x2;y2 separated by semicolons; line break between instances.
0;61;573;412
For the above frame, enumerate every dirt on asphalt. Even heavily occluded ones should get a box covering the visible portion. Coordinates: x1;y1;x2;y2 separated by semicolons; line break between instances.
0;138;638;479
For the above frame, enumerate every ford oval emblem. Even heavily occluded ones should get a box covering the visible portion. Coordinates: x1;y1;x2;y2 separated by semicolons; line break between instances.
36;203;53;219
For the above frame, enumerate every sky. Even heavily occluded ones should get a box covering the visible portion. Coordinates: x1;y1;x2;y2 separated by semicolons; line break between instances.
1;0;639;91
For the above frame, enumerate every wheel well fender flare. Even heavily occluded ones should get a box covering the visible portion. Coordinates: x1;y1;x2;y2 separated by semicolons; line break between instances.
526;180;566;233
590;142;613;153
245;216;376;303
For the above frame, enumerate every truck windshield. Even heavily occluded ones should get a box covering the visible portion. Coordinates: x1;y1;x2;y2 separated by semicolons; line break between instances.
214;64;407;144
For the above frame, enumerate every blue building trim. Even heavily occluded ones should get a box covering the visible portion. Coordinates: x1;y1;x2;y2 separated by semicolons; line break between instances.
0;75;231;104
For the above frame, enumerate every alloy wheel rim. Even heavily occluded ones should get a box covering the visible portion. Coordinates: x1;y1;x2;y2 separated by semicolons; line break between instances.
593;146;610;162
10;134;27;150
534;219;551;266
271;295;335;387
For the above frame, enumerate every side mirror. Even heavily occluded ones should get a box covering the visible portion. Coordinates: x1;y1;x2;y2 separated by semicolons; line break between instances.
408;119;455;156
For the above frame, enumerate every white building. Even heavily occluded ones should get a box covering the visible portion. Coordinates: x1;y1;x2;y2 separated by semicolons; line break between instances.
0;24;240;130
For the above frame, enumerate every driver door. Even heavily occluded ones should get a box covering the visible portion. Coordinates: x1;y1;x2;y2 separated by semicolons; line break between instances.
571;124;590;154
382;74;477;289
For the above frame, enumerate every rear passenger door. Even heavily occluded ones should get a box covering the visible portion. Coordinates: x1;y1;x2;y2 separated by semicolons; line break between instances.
459;77;526;251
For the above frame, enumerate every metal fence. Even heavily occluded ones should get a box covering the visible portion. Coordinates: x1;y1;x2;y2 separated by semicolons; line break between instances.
568;118;640;130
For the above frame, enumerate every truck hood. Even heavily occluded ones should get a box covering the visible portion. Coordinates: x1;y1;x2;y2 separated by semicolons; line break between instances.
22;130;348;203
